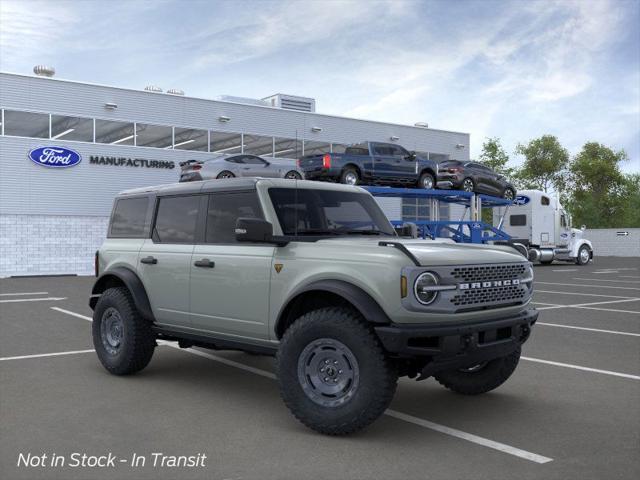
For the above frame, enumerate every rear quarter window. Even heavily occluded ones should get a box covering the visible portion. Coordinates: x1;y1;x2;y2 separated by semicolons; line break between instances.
109;197;150;238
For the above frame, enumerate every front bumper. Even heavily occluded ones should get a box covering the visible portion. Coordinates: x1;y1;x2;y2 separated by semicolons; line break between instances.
374;308;537;377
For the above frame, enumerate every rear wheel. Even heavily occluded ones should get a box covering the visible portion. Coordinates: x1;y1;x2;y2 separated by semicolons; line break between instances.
216;171;235;179
576;245;591;265
276;307;397;435
461;177;475;192
92;287;155;375
503;187;515;200
285;170;302;180
434;347;521;395
340;168;359;186
418;172;435;189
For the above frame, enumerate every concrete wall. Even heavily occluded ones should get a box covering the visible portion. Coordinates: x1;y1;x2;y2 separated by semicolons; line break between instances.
585;228;640;258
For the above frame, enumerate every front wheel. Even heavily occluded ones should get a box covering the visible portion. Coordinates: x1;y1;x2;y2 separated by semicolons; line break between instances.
418;172;435;189
503;187;515;200
576;245;591;265
276;307;397;435
92;287;155;375
434;347;521;395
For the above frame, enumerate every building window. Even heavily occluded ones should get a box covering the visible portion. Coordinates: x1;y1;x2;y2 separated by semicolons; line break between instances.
303;140;331;156
273;137;302;158
3;110;49;138
173;127;208;151
135;123;173;149
210;131;243;154
243;134;274;156
51;114;94;142
95;119;135;145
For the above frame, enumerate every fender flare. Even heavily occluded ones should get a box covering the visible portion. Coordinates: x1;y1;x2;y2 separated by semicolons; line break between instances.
572;239;594;258
89;267;155;322
275;279;391;337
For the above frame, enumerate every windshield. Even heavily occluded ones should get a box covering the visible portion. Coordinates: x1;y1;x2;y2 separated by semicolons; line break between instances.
268;188;396;237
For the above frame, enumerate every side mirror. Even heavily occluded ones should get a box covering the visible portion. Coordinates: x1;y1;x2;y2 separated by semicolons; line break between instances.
394;222;418;238
581;225;586;231
406;151;416;161
235;218;275;243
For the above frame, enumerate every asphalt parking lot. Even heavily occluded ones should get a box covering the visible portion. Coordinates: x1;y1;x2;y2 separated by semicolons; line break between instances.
1;257;639;480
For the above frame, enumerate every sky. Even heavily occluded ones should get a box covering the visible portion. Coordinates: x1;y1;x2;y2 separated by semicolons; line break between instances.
1;0;638;172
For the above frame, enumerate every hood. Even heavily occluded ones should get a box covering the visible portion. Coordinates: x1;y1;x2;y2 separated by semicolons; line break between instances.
314;237;526;266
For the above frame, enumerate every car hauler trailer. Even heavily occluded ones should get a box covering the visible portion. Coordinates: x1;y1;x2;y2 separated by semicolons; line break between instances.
492;190;593;265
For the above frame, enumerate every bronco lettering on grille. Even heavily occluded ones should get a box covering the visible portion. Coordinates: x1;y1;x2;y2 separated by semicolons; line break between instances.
458;279;520;290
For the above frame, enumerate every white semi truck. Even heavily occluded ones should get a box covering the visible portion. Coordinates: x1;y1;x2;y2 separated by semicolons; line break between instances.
493;190;593;265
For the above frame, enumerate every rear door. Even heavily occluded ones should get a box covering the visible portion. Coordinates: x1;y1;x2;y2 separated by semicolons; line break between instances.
138;194;200;328
190;191;274;339
370;143;396;180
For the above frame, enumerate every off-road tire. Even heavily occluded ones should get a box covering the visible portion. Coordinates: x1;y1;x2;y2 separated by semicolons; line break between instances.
434;347;521;395
276;307;397;435
576;245;590;265
216;170;235;179
92;287;155;375
339;168;359;186
418;172;435;189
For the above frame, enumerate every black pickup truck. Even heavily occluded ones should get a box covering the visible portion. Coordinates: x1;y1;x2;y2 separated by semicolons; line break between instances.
298;141;439;189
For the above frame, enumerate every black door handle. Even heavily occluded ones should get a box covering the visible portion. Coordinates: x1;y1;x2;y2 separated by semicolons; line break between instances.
140;256;157;265
194;259;215;268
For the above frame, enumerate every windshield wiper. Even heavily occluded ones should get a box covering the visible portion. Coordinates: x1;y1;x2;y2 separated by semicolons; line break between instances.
293;229;343;236
341;230;392;236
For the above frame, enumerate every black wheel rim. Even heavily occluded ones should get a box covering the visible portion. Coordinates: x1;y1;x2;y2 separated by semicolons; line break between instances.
285;171;301;179
297;338;360;407
458;362;487;373
218;172;233;179
101;307;123;355
463;179;474;192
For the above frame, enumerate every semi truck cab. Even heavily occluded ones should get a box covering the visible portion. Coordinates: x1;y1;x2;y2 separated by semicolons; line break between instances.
494;189;593;265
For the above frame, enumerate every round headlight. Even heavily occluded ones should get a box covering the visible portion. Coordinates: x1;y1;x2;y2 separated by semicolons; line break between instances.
414;272;439;305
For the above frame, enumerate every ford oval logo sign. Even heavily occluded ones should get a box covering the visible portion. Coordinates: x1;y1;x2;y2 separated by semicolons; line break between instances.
28;146;82;168
514;195;530;205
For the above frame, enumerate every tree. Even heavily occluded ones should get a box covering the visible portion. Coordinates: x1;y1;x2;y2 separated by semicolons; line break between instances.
479;137;514;177
564;142;631;228
514;135;569;193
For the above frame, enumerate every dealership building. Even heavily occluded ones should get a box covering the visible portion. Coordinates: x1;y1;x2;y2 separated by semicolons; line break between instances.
0;69;470;277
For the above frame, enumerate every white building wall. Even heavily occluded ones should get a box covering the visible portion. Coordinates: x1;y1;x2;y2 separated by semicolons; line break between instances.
584;228;640;258
0;215;108;276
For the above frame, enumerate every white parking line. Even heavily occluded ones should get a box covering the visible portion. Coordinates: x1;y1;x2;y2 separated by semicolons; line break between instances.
51;307;92;321
536;322;640;337
535;290;637;299
522;357;640;381
535;298;640;311
0;291;49;296
50;308;553;464
620;275;640;279
536;282;640;291
573;278;640;284
0;349;94;362
385;410;553;464
572;306;640;315
551;269;578;272
0;297;67;303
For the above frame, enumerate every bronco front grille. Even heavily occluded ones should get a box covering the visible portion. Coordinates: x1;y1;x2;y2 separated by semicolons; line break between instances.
451;264;527;283
451;285;526;307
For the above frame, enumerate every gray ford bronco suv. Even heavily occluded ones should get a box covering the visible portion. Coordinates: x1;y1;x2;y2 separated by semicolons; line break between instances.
90;178;537;435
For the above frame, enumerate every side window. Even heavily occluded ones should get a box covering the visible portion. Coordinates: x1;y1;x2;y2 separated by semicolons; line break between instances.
541;196;550;206
510;215;527;226
226;156;243;164
372;144;390;156
153;195;200;244
561;214;567;228
242;155;266;165
390;145;409;157
205;191;264;244
110;197;149;238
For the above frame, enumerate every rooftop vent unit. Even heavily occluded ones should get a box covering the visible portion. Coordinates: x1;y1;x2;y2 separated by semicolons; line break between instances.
167;88;185;96
144;85;163;93
414;122;429;128
216;95;270;107
33;65;55;77
262;94;316;113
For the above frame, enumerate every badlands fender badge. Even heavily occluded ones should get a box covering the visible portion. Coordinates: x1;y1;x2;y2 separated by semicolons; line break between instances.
274;264;283;273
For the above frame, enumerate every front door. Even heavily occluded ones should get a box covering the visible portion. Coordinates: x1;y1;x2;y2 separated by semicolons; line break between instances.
190;191;274;339
138;194;201;328
239;155;275;177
